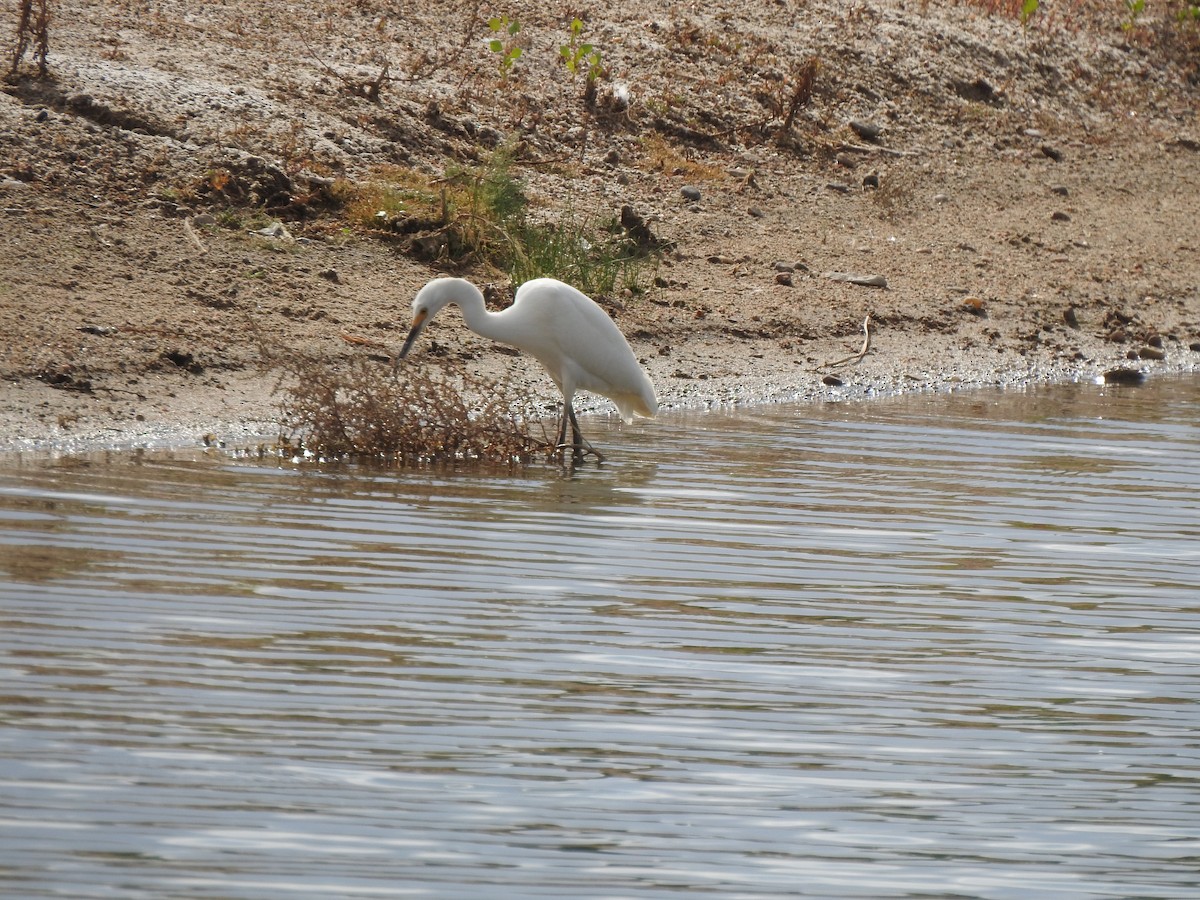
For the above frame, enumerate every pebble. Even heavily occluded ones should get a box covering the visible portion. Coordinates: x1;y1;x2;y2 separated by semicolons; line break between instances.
1138;346;1166;360
849;120;884;141
1050;184;1070;196
1063;306;1080;329
748;206;764;218
961;296;986;316
1040;143;1064;161
681;185;701;202
825;271;888;288
822;374;844;386
773;262;794;273
835;153;857;169
318;268;340;283
933;193;950;204
862;172;880;189
253;221;292;239
1102;367;1145;385
1051;211;1071;222
774;272;793;286
826;181;852;193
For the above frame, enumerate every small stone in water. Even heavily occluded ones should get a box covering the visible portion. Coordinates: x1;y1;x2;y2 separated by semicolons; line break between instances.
1102;367;1145;385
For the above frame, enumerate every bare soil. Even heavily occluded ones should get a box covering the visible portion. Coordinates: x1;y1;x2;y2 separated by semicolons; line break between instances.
2;0;1198;452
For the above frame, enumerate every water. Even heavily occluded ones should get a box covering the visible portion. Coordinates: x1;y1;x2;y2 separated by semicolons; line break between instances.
1;378;1198;899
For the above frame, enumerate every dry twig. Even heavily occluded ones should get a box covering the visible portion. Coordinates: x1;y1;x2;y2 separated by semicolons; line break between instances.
823;314;874;368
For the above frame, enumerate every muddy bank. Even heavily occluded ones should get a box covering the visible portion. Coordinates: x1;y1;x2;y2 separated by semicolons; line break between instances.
2;0;1198;453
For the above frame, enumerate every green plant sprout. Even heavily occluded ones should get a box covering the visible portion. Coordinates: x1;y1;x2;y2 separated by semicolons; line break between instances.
559;18;603;83
487;15;522;81
1019;0;1039;30
1017;0;1038;29
1123;0;1146;30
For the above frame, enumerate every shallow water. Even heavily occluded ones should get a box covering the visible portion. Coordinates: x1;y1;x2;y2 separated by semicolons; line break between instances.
1;377;1198;899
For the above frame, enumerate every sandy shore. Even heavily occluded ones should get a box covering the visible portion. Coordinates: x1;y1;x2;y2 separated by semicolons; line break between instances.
2;0;1198;454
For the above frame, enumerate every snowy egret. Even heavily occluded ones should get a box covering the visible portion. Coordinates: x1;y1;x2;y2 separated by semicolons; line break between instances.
397;277;658;460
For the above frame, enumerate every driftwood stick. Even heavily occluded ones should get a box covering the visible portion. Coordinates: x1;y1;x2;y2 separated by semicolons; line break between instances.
823;314;873;368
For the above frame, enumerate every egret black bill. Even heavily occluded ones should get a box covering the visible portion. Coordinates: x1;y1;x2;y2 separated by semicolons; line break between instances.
397;309;428;360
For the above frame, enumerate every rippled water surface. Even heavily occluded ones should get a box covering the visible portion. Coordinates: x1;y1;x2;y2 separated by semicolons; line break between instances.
2;378;1199;899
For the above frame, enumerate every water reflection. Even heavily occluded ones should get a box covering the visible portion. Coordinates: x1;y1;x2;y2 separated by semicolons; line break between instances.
1;377;1198;898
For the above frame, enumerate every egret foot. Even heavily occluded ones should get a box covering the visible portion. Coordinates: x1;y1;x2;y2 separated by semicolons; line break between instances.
555;402;605;464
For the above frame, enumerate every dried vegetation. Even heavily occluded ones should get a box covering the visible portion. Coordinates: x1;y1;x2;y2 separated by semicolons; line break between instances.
271;350;552;466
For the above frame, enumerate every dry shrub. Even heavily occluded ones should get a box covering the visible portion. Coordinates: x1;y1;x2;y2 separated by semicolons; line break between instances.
273;351;551;465
7;0;50;79
869;168;920;223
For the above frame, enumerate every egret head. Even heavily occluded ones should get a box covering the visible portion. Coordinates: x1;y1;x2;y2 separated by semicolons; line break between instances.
397;278;461;360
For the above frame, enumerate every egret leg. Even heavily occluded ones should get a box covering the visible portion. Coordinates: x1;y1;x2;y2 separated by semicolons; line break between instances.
566;402;605;464
554;400;604;463
556;406;569;450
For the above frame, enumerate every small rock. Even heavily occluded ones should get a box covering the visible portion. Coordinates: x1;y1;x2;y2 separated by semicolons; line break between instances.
835;153;858;169
826;181;852;193
822;374;844;386
1102;367;1145;385
1040;143;1064;161
1051;211;1071;222
1050;184;1070;196
748;206;764;218
1138;346;1166;360
35;108;49;123
681;185;701;202
253;221;292;240
1147;334;1163;348
318;268;340;283
933;193;950;204
774;272;793;286
1063;306;1080;329
773;261;795;273
825;271;888;288
1024;128;1044;139
849;120;884;142
862;172;880;189
962;296;986;316
1189;341;1200;352
604;148;620;166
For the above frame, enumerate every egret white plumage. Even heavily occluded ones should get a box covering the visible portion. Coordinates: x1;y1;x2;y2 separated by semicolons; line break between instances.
397;277;658;460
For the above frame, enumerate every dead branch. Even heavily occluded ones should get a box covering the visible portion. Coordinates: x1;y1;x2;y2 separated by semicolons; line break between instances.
823;314;874;368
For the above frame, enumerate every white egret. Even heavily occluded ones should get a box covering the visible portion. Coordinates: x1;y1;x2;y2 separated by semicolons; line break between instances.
397;277;658;460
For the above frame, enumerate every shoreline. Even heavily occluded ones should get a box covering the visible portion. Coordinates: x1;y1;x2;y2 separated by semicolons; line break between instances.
3;0;1198;458
3;341;1195;457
